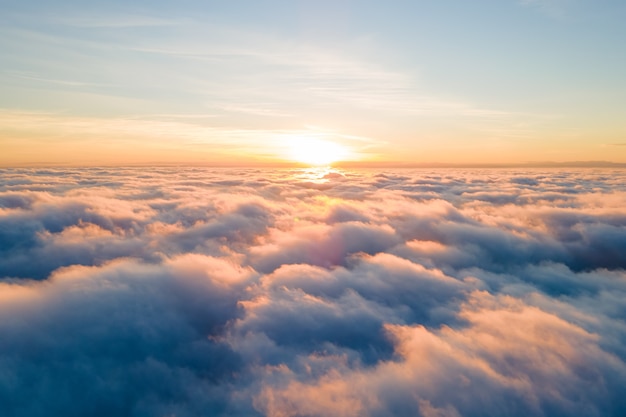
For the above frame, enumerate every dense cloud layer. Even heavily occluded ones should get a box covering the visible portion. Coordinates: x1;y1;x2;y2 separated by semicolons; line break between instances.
1;167;625;416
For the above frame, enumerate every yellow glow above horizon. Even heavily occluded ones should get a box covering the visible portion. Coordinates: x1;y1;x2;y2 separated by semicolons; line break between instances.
287;137;351;166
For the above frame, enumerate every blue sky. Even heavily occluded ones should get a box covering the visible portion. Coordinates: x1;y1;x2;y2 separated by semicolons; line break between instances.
1;0;625;165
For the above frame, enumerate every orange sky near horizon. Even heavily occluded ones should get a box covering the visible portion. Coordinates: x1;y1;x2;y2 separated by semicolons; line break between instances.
1;2;625;167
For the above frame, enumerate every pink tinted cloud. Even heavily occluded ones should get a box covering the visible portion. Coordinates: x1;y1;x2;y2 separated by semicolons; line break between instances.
1;167;626;415
254;291;625;417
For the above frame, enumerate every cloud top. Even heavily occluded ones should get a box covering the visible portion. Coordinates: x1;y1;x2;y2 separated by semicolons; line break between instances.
1;167;626;416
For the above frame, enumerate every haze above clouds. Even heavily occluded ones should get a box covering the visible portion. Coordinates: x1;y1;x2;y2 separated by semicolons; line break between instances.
1;167;626;416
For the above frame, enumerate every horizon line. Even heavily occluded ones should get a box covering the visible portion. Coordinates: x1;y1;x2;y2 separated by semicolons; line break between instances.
2;160;626;169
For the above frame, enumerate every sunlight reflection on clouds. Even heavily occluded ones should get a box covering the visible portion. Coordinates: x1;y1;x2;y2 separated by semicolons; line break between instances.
0;168;625;416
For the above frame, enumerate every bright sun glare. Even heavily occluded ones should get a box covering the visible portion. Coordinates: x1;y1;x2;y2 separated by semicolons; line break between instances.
288;137;350;166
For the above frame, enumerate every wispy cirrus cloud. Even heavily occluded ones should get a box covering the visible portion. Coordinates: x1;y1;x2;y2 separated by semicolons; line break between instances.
0;110;384;165
0;9;517;122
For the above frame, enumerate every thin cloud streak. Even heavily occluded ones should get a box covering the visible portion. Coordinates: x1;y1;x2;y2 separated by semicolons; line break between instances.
0;14;520;119
0;110;384;165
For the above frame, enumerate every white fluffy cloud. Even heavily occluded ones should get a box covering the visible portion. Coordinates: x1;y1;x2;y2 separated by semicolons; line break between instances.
0;167;625;416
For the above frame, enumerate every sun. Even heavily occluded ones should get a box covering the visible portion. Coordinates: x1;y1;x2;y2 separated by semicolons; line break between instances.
288;137;350;166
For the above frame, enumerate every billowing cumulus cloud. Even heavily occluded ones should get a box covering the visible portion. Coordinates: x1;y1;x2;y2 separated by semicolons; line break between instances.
1;167;626;416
